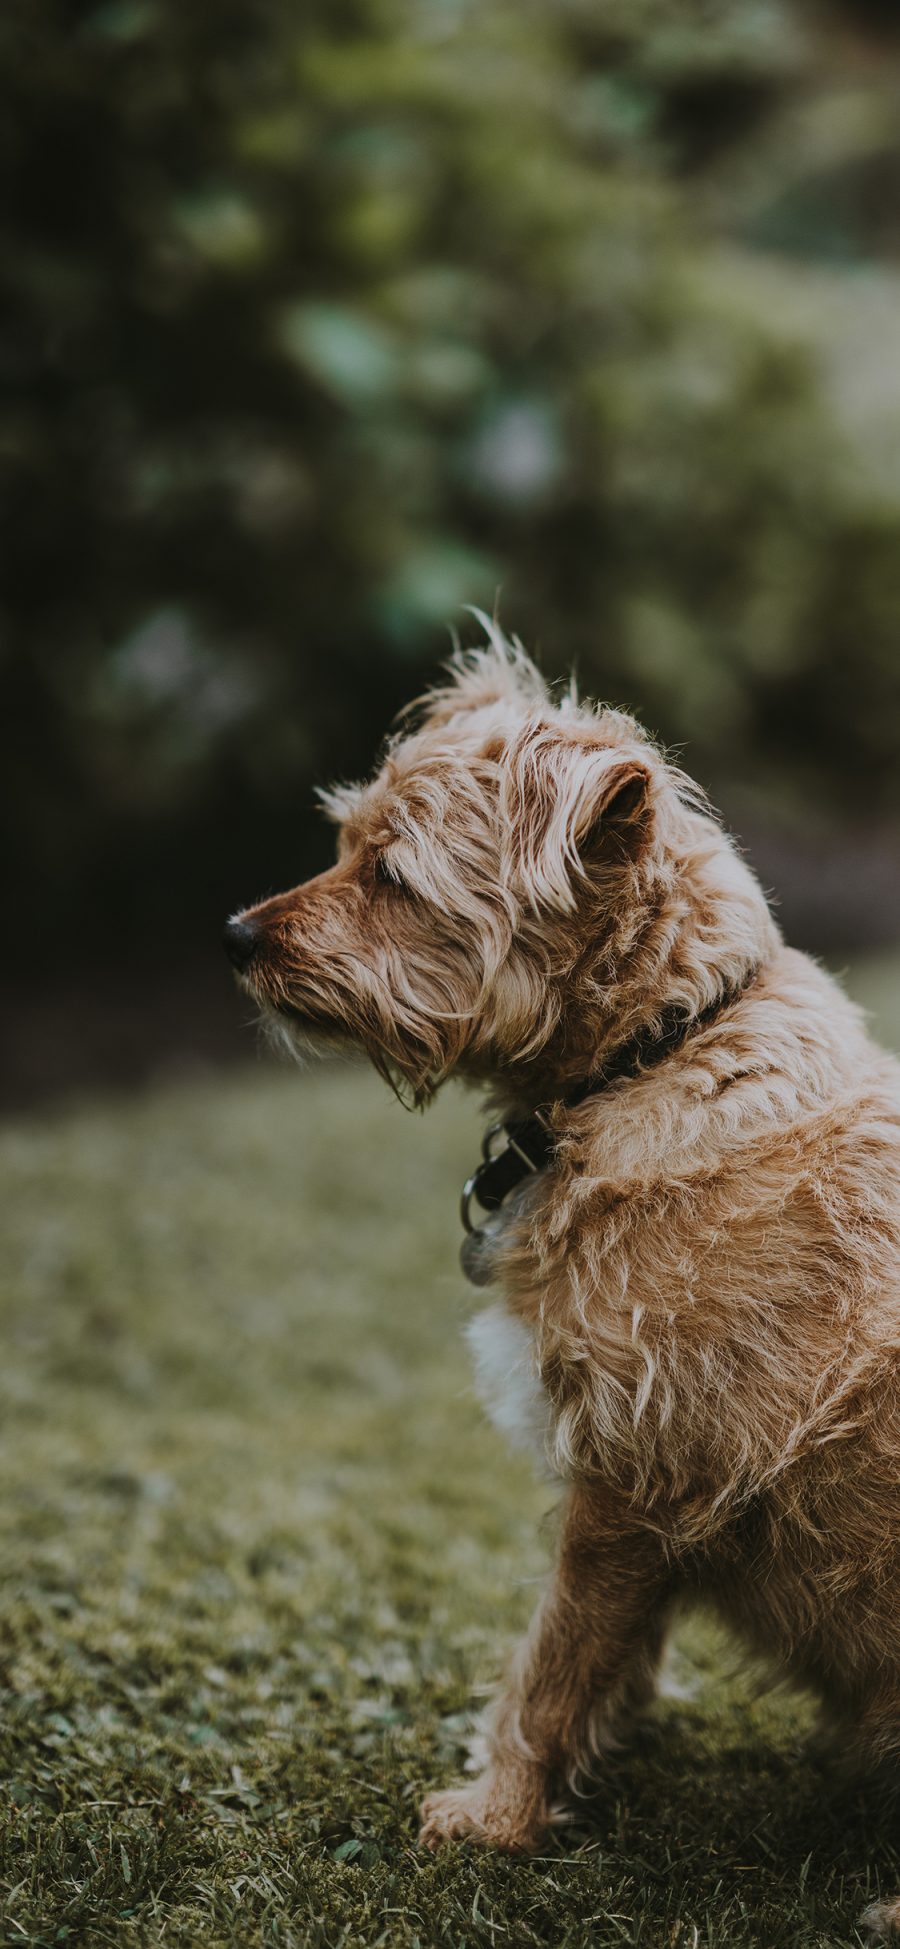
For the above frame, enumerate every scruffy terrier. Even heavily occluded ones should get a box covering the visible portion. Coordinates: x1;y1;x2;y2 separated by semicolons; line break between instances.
225;630;900;1941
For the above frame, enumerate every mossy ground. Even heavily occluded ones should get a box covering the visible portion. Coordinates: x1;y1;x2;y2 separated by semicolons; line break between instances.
2;958;899;1948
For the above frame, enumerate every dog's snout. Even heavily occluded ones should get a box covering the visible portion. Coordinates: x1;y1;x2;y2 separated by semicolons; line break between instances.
223;915;260;973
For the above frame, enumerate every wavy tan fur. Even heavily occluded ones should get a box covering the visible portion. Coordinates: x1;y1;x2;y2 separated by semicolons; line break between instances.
230;631;900;1941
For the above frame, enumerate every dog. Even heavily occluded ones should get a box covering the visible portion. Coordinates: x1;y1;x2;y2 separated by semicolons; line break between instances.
224;628;900;1941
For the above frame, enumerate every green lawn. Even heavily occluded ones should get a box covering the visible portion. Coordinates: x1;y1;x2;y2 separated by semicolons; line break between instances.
1;957;899;1948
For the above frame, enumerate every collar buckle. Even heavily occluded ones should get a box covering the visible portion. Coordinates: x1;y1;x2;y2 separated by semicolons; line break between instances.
458;963;762;1239
460;1114;552;1234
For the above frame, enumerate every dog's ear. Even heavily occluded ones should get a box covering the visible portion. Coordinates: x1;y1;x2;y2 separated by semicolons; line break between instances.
506;727;654;910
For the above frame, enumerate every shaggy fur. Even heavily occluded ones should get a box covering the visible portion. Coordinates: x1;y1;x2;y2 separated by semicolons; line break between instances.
228;628;900;1942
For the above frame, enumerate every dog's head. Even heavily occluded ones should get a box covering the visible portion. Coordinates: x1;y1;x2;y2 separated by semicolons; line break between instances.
224;628;699;1103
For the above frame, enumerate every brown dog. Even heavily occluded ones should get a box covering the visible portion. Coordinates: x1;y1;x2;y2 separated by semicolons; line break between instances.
225;632;900;1941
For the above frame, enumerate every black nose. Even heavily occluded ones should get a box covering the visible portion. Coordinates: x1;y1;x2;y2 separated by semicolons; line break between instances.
223;916;260;973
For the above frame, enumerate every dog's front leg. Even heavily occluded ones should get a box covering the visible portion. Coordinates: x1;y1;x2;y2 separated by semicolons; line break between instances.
419;1483;672;1853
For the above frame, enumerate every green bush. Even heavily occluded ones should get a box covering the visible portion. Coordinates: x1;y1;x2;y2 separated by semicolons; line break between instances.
3;0;900;959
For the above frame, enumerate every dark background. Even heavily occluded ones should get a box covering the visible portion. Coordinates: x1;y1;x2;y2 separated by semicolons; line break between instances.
4;0;899;1105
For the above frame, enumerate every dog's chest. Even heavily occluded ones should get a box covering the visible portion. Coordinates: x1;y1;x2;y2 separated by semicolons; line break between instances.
465;1303;553;1466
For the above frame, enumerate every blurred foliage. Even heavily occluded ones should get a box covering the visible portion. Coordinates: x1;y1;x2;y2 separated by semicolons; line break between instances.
3;0;900;963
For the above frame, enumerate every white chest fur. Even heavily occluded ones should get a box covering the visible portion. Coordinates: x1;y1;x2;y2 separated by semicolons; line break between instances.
465;1303;554;1467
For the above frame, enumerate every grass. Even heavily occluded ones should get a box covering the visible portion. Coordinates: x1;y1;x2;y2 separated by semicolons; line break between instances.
1;957;899;1948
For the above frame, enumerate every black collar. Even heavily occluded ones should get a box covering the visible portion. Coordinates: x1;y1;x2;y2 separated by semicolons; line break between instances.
460;964;761;1234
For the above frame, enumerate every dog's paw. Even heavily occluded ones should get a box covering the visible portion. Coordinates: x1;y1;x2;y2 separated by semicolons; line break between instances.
418;1782;547;1854
861;1899;900;1943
